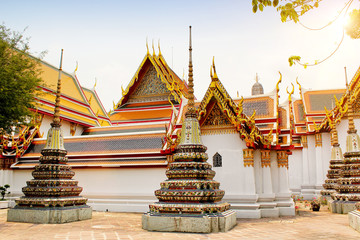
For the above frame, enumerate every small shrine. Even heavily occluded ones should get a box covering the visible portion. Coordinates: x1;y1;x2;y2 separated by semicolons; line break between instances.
331;77;360;214
142;27;236;233
7;50;92;224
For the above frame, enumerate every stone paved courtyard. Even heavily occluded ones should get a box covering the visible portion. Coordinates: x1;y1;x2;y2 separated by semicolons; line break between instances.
0;208;360;240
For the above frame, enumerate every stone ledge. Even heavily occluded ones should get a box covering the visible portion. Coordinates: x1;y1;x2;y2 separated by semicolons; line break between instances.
7;205;92;224
330;200;357;214
349;210;360;232
142;210;236;233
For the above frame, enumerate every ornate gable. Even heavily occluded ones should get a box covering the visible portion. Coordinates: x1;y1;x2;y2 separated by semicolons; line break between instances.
128;65;171;103
197;59;272;148
202;101;232;127
115;47;189;109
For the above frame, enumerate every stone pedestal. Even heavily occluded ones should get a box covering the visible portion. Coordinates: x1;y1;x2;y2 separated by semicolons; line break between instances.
7;205;92;224
349;210;360;232
142;210;236;233
330;200;357;214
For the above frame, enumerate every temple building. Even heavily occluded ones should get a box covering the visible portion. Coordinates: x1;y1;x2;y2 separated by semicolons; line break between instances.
1;38;360;219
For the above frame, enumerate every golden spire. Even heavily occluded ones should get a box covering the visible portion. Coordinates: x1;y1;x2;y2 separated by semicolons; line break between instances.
43;49;66;151
186;26;195;117
345;67;356;134
52;49;64;127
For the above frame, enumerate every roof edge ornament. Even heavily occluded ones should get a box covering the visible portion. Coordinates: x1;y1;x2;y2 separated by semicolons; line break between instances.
146;37;149;55
158;39;162;56
212;56;218;80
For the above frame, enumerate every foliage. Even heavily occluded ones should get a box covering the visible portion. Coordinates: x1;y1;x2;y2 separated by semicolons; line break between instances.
0;184;10;200
0;24;44;133
252;0;323;23
345;9;360;39
252;0;360;67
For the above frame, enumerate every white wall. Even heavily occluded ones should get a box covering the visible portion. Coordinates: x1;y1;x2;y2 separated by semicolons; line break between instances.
288;149;303;192
39;114;85;137
307;135;317;187
202;133;249;195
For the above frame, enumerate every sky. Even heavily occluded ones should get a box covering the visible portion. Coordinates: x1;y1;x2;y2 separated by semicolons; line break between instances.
1;0;360;111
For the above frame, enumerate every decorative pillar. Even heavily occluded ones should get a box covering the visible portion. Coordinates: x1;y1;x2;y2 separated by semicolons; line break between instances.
315;133;324;189
260;150;273;194
301;135;310;185
277;150;290;194
243;148;256;195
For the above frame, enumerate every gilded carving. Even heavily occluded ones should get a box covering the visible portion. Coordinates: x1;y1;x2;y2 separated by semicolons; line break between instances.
315;133;322;147
203;103;232;126
261;150;271;168
129;65;170;102
277;150;288;168
243;148;254;167
301;135;308;148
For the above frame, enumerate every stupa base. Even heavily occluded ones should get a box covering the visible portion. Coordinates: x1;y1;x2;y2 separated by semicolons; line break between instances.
142;210;236;233
329;200;357;214
7;205;92;224
349;210;360;232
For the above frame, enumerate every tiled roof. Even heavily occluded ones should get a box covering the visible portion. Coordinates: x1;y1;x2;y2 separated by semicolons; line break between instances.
22;133;164;158
82;87;111;126
82;124;165;136
12;157;167;169
34;58;101;127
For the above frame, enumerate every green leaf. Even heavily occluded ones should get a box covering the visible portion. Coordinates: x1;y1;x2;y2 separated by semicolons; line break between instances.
259;4;264;12
253;4;258;13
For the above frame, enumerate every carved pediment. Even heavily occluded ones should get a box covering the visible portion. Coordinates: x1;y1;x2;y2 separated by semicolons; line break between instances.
128;65;171;103
203;102;232;127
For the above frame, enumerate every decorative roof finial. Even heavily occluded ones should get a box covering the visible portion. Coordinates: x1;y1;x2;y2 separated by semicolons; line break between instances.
158;39;162;56
52;49;64;127
345;67;356;134
186;26;195;117
212;56;218;79
256;73;259;83
74;61;78;74
152;40;155;57
93;78;97;90
146;37;149;55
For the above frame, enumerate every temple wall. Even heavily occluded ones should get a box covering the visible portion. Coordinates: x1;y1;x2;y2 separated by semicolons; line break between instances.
9;167;166;212
307;135;317;187
322;133;331;183
39;114;85;137
201;133;248;195
288;149;303;194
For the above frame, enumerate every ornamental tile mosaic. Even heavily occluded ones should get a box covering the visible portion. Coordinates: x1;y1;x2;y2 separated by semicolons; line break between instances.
203;102;232;126
129;65;170;102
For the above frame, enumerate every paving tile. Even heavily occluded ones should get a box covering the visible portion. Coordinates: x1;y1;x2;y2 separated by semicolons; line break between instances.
0;208;360;239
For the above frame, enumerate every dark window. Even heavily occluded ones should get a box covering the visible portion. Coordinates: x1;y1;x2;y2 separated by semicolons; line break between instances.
213;152;222;167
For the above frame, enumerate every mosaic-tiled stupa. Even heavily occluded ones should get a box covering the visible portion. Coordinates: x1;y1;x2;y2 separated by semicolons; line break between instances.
142;26;236;233
7;50;92;223
331;77;360;213
321;112;343;196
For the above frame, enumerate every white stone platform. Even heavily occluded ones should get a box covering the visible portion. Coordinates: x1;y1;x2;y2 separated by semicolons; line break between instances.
142;210;237;233
7;205;92;224
329;200;357;214
348;210;360;232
